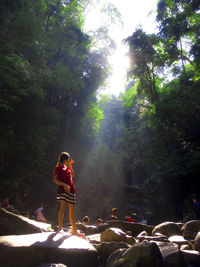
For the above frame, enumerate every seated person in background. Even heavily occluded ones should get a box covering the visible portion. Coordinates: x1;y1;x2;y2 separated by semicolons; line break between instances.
95;218;103;225
110;215;117;220
35;204;46;223
126;212;137;223
112;207;118;219
0;197;9;208
82;215;89;225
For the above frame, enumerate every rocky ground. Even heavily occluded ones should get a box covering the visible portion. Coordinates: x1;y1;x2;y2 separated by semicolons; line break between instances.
0;208;200;267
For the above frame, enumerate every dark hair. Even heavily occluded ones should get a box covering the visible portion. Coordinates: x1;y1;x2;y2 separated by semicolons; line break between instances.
131;213;137;219
82;216;89;223
192;193;199;200
112;208;117;213
95;218;103;224
58;152;70;164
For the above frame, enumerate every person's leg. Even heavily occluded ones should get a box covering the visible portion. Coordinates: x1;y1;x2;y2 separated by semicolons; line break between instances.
57;200;66;232
68;203;78;235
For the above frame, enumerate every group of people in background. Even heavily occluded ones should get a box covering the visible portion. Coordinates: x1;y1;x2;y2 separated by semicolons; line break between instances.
1;151;200;235
80;207;138;226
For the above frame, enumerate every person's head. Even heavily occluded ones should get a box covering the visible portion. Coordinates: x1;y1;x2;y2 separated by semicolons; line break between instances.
82;216;89;225
192;193;199;202
112;208;118;216
58;152;70;165
131;213;137;219
95;218;103;225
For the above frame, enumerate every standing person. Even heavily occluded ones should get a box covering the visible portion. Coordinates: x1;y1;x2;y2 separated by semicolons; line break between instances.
191;193;200;220
35;204;46;223
53;152;82;236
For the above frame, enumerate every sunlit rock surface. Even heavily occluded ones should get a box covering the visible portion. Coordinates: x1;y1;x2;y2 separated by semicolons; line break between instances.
181;220;200;239
194;231;200;252
76;223;98;235
152;222;181;237
0;232;98;267
0;208;51;235
168;235;188;247
156;241;186;267
98;220;154;236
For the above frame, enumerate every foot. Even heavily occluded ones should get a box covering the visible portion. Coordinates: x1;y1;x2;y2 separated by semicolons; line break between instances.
71;231;85;238
56;228;65;234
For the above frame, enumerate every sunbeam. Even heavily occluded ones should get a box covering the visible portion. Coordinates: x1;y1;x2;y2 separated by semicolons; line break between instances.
84;0;158;96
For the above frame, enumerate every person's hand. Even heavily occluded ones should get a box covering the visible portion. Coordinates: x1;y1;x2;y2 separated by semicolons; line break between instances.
63;184;70;193
69;158;75;165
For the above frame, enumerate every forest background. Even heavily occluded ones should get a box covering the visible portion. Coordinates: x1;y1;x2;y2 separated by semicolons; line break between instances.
0;0;200;225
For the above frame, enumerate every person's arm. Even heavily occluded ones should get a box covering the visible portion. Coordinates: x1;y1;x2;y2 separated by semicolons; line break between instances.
53;173;70;192
68;159;75;177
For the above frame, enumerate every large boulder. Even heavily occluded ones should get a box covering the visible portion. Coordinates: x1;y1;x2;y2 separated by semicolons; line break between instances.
181;249;200;266
137;231;168;242
106;241;163;267
0;232;98;267
181;220;200;239
194;231;200;252
0;208;51;235
152;222;181;237
168;235;188;247
99;220;154;236
156;241;186;267
36;264;67;267
100;228;126;243
97;241;130;263
100;228;136;245
76;223;98;235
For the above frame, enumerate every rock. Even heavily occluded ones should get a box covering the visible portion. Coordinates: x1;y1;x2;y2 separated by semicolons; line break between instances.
176;222;184;229
86;233;101;244
180;244;193;251
106;248;127;267
106;241;163;267
181;249;200;266
137;230;148;237
36;264;67;267
100;228;126;243
137;235;168;242
124;235;136;245
101;220;154;236
152;222;181;237
100;227;136;246
181;220;200;240
97;241;130;262
194;231;200;252
156;241;187;267
0;208;52;235
76;223;98;235
125;231;132;236
97;223;110;233
0;232;98;267
137;230;168;242
168;235;188;247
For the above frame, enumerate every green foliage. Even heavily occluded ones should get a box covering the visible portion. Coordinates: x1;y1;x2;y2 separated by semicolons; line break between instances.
0;0;110;207
120;0;200;222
